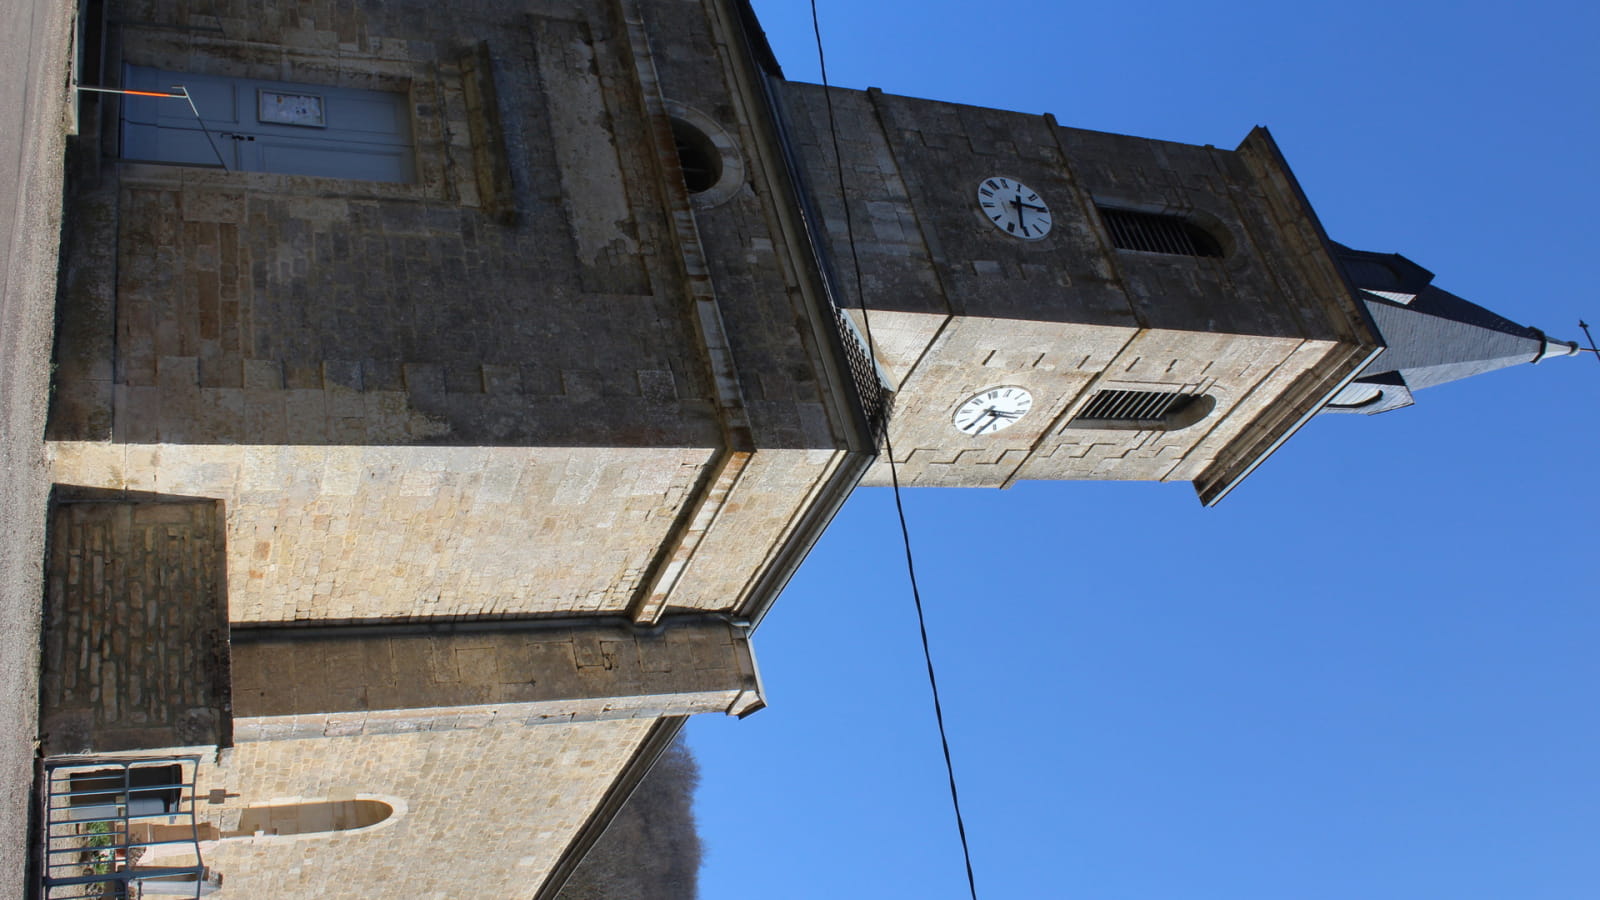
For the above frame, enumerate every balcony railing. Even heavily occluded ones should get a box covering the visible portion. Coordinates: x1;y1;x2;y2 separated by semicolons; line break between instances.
40;756;216;899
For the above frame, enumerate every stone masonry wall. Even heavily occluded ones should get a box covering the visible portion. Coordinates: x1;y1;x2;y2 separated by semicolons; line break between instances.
189;717;657;900
781;82;1373;492
783;83;1363;344
39;4;867;898
54;2;723;450
49;0;866;625
638;0;864;452
47;444;716;622
54;0;867;455
229;616;764;737
40;498;231;755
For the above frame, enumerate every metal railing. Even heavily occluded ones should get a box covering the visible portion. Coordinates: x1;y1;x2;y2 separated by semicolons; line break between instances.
831;305;895;445
754;66;896;448
40;756;213;899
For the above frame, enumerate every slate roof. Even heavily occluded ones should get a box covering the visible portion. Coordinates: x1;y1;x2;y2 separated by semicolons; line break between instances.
1321;244;1579;414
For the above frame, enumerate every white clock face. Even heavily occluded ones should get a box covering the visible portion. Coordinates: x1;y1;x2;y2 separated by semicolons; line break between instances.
977;176;1052;240
953;386;1034;435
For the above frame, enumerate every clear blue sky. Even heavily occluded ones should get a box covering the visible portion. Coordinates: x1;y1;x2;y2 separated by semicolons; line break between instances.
688;2;1600;898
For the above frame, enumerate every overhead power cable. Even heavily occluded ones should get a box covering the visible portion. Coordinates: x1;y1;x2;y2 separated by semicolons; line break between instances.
807;5;982;899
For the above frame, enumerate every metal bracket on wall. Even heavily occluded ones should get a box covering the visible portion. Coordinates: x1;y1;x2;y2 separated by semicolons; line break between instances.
74;83;229;170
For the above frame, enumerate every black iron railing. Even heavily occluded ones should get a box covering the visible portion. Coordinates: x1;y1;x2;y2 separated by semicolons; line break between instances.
41;756;213;899
831;305;895;445
753;66;895;448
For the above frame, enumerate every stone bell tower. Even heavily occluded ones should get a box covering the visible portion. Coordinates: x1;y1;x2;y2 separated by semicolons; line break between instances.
778;84;1383;504
771;82;1579;505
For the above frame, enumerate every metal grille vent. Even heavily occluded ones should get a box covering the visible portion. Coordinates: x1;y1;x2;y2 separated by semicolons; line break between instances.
1098;207;1223;257
832;306;895;444
1072;389;1205;427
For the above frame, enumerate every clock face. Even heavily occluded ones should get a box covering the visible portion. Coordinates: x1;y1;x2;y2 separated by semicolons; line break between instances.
977;176;1052;240
953;386;1034;435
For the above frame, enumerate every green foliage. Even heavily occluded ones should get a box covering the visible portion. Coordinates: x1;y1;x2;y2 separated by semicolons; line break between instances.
80;820;115;874
82;820;112;846
555;735;703;900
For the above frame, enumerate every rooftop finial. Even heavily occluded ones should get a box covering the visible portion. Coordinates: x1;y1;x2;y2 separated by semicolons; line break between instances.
1579;321;1600;364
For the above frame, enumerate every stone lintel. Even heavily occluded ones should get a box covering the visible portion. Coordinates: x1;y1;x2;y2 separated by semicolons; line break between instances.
229;616;762;741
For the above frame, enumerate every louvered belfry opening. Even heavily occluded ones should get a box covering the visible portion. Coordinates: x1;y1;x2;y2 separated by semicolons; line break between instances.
1097;207;1223;257
1073;389;1204;427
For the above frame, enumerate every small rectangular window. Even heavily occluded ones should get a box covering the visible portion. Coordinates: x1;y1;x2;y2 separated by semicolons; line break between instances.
120;66;414;183
67;764;184;820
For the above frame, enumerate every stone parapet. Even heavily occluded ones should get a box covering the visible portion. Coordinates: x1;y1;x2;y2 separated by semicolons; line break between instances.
229;616;763;741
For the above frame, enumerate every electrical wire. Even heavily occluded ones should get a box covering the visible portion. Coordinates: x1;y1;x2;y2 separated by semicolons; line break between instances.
807;4;981;898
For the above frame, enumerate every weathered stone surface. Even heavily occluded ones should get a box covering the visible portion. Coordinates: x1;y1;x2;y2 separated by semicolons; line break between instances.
781;84;1377;495
229;616;764;730
39;496;232;755
190;718;658;900
48;0;868;631
41;3;870;898
36;2;1382;899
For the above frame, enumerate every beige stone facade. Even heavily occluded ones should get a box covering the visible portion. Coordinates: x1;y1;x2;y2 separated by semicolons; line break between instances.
45;0;873;896
39;0;1377;897
51;0;872;632
780;85;1378;502
187;720;655;899
47;719;658;899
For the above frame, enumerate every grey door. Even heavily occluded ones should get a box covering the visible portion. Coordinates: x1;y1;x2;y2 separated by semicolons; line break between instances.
121;65;414;183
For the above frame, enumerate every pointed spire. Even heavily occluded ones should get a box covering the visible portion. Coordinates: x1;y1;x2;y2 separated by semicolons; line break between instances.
1320;244;1579;414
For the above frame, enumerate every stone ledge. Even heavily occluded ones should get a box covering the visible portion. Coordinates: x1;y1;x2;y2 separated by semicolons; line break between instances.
229;616;764;737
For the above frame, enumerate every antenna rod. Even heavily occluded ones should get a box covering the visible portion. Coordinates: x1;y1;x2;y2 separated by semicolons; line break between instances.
75;85;188;97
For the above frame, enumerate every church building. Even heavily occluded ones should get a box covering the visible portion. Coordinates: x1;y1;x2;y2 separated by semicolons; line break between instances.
36;0;1576;896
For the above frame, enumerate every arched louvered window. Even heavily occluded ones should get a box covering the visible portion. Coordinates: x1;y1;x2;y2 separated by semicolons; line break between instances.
1070;389;1215;430
1097;207;1223;257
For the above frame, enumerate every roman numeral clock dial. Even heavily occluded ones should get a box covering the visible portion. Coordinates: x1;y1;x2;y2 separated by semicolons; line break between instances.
977;176;1052;240
953;386;1034;435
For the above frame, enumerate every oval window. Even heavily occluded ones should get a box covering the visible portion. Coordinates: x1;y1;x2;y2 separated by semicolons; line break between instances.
670;117;723;194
